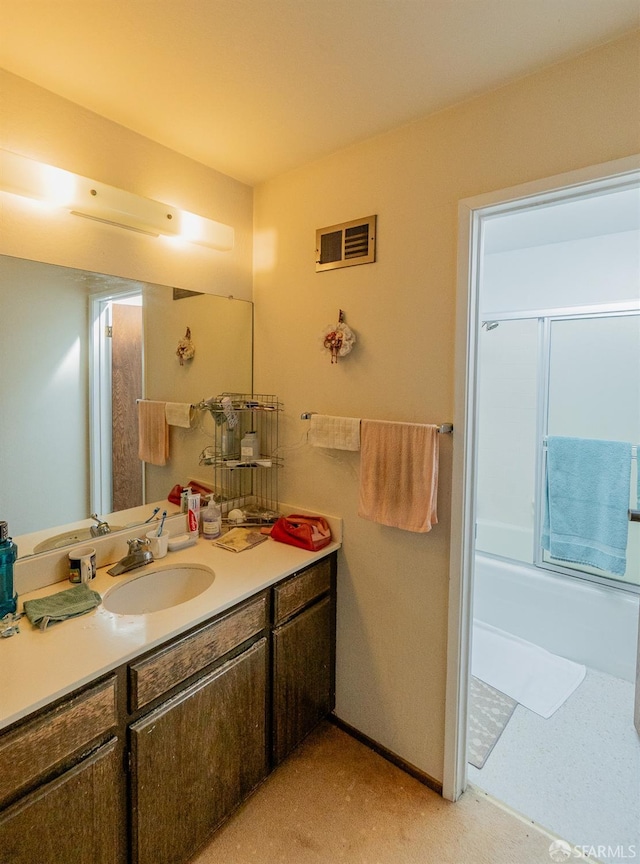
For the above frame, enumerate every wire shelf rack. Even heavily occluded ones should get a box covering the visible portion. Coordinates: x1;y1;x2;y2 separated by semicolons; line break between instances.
198;393;283;520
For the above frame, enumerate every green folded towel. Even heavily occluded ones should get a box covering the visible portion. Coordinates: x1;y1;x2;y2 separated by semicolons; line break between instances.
23;584;102;630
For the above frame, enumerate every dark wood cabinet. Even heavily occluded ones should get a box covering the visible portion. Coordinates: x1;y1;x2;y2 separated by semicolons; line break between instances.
272;557;336;764
0;551;336;864
0;675;123;864
0;676;117;809
130;638;268;864
273;596;333;764
0;739;121;864
128;595;267;711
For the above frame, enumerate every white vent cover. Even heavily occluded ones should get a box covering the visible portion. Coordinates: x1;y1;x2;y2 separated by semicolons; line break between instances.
316;215;377;272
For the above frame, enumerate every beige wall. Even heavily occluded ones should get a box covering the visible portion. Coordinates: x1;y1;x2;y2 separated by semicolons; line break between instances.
2;30;639;785
252;32;640;782
0;70;254;300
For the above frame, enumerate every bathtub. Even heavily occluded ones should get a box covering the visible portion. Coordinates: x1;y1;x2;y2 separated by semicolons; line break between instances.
472;552;639;682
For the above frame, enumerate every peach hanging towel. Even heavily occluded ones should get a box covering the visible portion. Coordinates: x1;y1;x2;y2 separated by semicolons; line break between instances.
138;400;169;466
358;420;439;532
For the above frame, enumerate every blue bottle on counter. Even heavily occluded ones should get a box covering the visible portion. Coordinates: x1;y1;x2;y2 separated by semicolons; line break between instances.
0;521;18;618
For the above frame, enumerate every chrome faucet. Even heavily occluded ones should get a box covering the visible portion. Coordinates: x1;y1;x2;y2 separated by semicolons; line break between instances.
107;538;154;577
90;513;111;537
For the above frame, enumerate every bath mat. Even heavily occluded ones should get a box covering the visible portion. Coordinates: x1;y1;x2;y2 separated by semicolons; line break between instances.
467;676;518;769
472;620;586;719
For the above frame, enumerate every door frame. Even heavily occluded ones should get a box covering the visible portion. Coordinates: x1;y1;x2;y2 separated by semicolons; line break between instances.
442;154;640;802
89;289;144;517
89;293;113;516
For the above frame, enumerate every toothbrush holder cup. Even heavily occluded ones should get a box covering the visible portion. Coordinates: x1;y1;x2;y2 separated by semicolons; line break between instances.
146;530;169;559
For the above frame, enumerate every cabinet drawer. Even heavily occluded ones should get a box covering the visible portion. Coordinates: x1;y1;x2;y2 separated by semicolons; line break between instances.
129;594;267;710
274;558;332;625
0;677;117;809
0;740;121;864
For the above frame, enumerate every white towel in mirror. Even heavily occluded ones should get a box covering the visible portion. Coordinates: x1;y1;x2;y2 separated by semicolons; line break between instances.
165;402;193;428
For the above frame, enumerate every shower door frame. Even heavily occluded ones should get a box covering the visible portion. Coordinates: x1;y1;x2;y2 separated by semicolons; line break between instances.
443;155;640;803
475;305;640;594
535;307;640;593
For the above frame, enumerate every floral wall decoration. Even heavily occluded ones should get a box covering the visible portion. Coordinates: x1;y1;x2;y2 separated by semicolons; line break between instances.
321;310;356;364
176;326;196;365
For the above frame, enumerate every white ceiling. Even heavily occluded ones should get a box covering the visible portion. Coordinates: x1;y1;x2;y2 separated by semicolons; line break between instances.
1;0;639;186
484;187;640;253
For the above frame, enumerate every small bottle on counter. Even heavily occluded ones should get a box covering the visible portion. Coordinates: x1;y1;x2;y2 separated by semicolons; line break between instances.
0;521;18;619
241;430;259;461
201;496;222;540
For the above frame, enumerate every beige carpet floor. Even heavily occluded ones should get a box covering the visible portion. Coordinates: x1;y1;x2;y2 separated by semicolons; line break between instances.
191;722;556;864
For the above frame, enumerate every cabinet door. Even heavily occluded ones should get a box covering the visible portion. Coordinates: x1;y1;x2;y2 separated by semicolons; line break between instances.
273;596;333;764
0;739;121;864
130;637;268;864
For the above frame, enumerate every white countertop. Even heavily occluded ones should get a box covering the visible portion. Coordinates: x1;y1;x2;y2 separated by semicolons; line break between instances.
0;533;341;732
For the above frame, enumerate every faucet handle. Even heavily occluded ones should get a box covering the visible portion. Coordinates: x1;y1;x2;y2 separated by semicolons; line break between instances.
127;537;149;553
90;513;111;537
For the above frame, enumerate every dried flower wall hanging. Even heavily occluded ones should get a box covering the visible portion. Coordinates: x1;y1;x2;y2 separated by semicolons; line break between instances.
176;327;195;365
321;310;356;364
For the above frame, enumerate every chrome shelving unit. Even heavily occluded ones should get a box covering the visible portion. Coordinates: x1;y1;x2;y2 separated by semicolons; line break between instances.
198;393;283;520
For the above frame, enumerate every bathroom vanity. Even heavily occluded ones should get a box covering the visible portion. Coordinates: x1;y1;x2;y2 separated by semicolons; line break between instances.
0;537;338;864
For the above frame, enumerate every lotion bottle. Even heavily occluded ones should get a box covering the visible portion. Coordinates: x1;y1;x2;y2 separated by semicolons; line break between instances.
201;496;222;540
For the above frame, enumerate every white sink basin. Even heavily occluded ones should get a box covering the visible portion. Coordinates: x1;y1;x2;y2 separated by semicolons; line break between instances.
103;564;215;615
34;526;125;553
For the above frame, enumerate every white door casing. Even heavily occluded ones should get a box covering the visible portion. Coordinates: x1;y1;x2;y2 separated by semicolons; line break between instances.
443;154;640;802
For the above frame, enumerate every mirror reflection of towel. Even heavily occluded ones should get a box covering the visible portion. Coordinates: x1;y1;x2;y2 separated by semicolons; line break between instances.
165;402;193;428
358;420;439;532
138;400;169;466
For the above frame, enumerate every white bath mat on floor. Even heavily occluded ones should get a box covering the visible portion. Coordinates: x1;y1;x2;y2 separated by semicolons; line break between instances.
472;620;586;719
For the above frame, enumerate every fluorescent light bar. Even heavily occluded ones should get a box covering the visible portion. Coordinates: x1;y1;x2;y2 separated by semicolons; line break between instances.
0;149;234;251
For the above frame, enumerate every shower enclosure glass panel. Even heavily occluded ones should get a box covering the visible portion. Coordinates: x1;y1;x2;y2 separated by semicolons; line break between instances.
543;313;640;586
475;318;539;563
475;311;639;589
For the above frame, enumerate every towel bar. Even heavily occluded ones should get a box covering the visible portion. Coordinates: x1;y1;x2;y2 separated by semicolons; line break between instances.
300;412;453;434
137;399;196;408
630;510;640;523
543;438;637;460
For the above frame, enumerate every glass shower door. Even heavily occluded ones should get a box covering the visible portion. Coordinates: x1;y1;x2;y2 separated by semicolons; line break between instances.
542;312;640;587
475;317;539;564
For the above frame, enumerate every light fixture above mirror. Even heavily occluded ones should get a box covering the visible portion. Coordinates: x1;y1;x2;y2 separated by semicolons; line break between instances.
0;149;234;251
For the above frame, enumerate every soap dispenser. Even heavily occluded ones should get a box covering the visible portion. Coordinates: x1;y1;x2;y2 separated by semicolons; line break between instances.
0;521;18;619
201;496;222;540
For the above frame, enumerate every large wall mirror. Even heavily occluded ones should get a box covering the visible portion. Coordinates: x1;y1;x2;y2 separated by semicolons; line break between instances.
0;254;253;558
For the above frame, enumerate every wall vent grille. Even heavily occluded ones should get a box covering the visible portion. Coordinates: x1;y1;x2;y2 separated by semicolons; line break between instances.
316;215;376;272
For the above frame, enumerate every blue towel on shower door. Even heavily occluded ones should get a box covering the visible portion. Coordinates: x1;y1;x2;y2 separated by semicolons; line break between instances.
542;436;632;576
